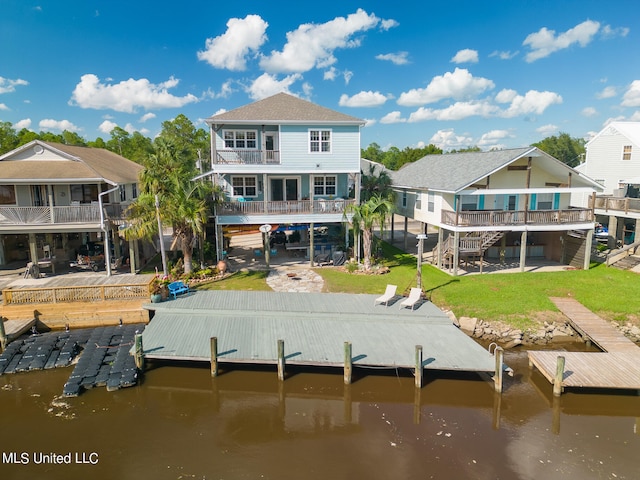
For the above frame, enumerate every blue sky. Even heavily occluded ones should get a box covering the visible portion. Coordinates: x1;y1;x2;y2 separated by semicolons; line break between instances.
1;1;639;152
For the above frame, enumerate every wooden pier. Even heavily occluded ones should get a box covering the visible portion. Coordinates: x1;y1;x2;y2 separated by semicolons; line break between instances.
140;291;503;388
528;297;640;395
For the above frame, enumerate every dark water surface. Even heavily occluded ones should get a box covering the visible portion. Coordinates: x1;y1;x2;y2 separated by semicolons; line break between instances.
0;349;638;480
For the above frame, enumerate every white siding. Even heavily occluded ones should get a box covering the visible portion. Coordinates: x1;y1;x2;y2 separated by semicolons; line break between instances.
584;129;640;195
280;125;360;171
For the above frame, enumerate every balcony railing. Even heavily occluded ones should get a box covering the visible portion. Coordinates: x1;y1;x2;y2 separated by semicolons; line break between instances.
594;196;640;214
441;208;593;227
215;149;280;165
217;199;355;216
0;203;128;226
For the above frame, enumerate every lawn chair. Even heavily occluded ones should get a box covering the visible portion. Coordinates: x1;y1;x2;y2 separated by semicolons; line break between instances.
400;287;422;310
374;284;397;306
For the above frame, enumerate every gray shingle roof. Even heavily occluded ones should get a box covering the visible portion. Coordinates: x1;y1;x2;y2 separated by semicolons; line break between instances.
206;92;364;125
390;147;536;193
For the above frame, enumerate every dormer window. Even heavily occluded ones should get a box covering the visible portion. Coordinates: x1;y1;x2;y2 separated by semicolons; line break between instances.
623;145;632;161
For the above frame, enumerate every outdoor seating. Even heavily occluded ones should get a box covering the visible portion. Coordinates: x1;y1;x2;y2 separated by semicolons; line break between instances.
400;287;422;310
374;284;397;306
168;281;190;299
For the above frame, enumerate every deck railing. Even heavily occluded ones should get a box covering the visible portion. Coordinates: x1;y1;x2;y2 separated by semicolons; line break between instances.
441;208;593;227
215;149;280;165
217;198;355;216
2;281;151;305
594;196;640;214
0;203;128;226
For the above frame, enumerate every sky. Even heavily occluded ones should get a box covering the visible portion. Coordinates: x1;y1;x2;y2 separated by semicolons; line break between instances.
1;0;640;153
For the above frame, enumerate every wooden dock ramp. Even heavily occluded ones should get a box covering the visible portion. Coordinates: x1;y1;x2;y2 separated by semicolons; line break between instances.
528;297;640;394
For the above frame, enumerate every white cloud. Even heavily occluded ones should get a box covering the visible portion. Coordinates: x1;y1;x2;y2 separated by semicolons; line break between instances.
629;111;640;121
246;73;302;100
376;52;409;65
581;107;598;117
197;15;268;71
429;129;474;150
0;76;29;94
523;20;601;62
70;74;198;113
397;68;494;106
380;19;399;31
260;9;385;73
324;67;337;81
499;90;563;118
495;89;518;103
0;103;8;111
535;124;559;136
343;70;353;85
363;118;376;127
339;91;388;107
621;80;640;107
408;100;498;122
123;123;136;133
478;129;513;147
451;49;479;64
98;120;118;134
489;50;518;60
380;111;406;124
14;118;31;129
596;86;617;99
139;113;156;123
601;24;629;38
39;119;80;132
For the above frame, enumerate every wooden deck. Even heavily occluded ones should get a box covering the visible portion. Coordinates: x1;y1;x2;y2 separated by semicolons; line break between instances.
528;297;640;394
140;291;499;376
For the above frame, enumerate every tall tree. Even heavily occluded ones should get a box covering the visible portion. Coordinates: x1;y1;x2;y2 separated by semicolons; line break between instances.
532;133;585;167
345;195;395;272
361;162;393;202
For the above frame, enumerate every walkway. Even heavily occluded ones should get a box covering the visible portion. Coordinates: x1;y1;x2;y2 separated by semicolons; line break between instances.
528;297;640;393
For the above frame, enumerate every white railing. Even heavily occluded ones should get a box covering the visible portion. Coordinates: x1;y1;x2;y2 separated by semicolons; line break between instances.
215;149;281;165
0;204;126;226
441;208;593;227
217;198;355;216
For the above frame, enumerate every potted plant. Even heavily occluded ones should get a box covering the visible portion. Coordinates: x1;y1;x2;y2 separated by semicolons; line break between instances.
149;278;163;303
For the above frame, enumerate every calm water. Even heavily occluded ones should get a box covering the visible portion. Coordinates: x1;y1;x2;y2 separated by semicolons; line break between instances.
0;348;638;480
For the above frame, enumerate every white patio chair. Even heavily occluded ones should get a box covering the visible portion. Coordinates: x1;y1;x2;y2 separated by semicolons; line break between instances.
375;284;397;306
400;287;422;310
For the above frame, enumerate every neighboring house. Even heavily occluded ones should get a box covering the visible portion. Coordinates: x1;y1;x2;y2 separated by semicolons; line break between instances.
0;140;144;271
203;93;365;261
390;147;603;275
574;122;640;246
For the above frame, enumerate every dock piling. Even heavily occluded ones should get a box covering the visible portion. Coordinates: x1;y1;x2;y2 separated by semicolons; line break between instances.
134;334;144;370
210;337;218;377
494;346;504;393
277;339;285;381
415;345;423;388
553;356;565;397
344;341;352;385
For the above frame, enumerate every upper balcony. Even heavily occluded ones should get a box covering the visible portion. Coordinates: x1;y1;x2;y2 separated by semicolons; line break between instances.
215;150;280;166
441;208;594;228
217;198;355;216
0;203;128;230
594;195;640;215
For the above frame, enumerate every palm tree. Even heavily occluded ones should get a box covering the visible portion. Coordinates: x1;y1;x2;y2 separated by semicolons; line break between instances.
345;195;395;272
124;139;213;274
360;162;393;202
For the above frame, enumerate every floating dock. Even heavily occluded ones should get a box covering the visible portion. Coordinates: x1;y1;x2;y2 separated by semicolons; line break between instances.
528;297;640;394
141;291;500;380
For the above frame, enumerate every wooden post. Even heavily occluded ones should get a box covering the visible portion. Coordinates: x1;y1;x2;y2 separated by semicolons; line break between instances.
552;396;561;435
413;386;422;425
437;228;443;269
134;334;144;370
343;341;352;385
277;339;285;381
0;318;7;352
494;346;504;393
519;231;527;272
210;337;218;377
553;355;565;397
415;345;423;388
492;392;502;430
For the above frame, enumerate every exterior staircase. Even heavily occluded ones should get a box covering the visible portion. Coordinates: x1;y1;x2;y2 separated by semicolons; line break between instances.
436;231;505;267
610;254;640;271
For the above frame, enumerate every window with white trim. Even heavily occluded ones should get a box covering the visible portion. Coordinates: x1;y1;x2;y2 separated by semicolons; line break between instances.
119;185;126;202
536;193;553;210
415;193;422;210
623;145;632;161
224;130;257;149
309;129;331;153
314;175;336;196
427;191;435;212
231;176;257;197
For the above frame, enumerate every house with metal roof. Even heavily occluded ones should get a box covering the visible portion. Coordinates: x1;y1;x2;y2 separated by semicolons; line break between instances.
0;140;144;272
390;147;603;275
203;92;365;262
574;122;640;248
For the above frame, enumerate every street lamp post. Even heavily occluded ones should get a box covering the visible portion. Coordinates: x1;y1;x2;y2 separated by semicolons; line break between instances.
416;233;428;289
155;194;168;277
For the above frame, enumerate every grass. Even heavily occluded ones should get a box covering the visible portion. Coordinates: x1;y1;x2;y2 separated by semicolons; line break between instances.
194;270;272;291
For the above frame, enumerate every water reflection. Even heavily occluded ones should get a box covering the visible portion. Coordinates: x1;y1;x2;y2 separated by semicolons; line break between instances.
0;349;638;480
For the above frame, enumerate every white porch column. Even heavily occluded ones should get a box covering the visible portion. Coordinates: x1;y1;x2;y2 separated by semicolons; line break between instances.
452;230;459;276
519;231;528;272
437;227;443;269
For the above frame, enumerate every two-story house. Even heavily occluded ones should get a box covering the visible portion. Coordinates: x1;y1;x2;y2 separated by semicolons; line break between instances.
203;93;365;263
0;140;144;273
574;122;640;247
390;147;603;275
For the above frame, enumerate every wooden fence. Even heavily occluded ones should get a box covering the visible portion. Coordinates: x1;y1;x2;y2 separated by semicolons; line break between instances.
2;281;152;305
